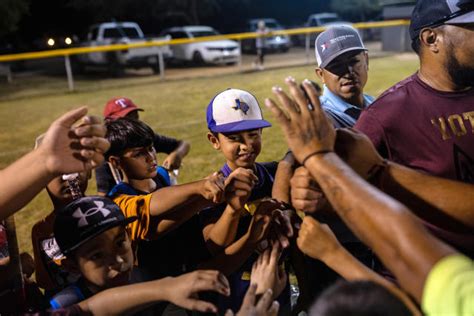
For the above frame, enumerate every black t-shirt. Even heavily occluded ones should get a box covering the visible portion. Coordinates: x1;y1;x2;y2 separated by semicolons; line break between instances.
96;133;180;194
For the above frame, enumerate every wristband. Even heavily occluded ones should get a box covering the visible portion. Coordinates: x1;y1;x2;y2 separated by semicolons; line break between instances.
301;150;332;166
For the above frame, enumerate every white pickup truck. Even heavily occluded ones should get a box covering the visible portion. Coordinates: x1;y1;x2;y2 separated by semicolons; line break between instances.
74;22;172;75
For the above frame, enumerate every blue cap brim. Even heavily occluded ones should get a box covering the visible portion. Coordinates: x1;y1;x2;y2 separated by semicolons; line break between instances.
211;120;271;133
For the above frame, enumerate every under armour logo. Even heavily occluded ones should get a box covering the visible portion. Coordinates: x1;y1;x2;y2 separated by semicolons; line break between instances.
115;98;129;108
232;99;250;115
72;201;111;227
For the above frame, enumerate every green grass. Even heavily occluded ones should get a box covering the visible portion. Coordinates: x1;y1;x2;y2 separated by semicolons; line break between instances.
0;53;418;257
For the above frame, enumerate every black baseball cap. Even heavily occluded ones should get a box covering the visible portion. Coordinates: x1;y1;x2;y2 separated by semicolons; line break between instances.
410;0;474;40
54;196;137;255
315;26;367;68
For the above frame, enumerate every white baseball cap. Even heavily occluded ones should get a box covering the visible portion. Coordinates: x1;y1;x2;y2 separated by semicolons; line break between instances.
206;88;271;133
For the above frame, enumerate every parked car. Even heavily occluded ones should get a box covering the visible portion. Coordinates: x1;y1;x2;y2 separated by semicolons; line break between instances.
242;18;291;53
293;13;352;46
74;22;172;75
160;26;240;65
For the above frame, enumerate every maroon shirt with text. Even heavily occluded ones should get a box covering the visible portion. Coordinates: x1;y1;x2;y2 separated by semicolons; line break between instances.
355;73;474;255
355;72;474;184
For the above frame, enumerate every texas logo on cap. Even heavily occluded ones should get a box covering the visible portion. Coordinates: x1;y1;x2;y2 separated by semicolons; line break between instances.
206;88;271;133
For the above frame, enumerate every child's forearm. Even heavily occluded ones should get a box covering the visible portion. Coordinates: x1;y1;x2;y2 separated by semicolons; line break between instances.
78;278;168;315
198;232;256;276
149;180;210;216
204;205;242;253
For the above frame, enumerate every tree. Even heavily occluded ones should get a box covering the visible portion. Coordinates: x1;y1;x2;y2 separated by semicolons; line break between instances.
331;0;381;22
0;0;29;37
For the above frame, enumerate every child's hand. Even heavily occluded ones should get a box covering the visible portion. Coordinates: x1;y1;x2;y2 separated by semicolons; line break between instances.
201;172;226;203
224;168;258;212
247;200;279;243
163;270;230;314
297;216;341;261
162;151;182;170
225;284;279;316
251;243;287;299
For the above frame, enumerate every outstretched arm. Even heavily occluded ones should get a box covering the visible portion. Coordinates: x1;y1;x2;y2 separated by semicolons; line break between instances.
0;107;109;220
265;76;455;302
297;216;421;315
78;270;230;315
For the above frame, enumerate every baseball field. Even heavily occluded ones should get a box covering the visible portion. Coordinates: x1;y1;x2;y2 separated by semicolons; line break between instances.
0;53;418;255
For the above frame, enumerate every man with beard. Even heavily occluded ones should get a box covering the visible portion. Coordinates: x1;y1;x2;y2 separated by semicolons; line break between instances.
355;0;474;184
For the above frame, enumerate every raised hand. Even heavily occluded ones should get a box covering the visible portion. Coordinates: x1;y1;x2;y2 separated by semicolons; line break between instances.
224;168;258;212
201;172;226;203
162;151;182;170
265;77;336;165
251;243;287;299
38;107;110;175
162;270;230;314
297;216;341;262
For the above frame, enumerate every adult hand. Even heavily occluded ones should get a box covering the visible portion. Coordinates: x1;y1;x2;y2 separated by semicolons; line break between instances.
162;151;182;170
38;107;110;176
163;270;230;314
224;168;258;212
297;216;341;262
335;128;385;180
265;77;336;165
225;284;279;316
251;243;287;299
201;172;226;203
290;166;325;214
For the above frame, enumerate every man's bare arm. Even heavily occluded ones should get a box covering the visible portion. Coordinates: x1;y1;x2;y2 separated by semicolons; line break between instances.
265;77;455;302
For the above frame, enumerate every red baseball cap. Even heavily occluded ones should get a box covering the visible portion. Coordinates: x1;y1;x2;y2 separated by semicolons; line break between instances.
104;97;144;119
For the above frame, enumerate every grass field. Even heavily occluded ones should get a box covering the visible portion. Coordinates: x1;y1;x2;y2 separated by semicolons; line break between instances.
0;53;419;256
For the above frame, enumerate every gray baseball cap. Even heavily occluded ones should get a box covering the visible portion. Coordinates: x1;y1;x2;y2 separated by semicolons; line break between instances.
315;26;367;68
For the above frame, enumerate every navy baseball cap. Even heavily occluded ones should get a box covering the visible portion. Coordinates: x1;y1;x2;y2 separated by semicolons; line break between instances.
54;196;136;255
410;0;474;40
206;88;271;133
315;26;366;68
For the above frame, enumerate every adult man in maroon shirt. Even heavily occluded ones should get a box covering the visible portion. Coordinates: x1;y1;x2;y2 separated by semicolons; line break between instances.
355;0;474;184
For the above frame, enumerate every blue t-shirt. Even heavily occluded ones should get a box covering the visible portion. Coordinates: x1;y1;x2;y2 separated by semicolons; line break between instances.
320;85;375;128
200;162;290;313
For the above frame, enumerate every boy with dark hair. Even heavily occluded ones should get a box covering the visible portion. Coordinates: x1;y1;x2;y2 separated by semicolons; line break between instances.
200;88;292;314
49;196;230;313
104;117;256;314
96;97;190;195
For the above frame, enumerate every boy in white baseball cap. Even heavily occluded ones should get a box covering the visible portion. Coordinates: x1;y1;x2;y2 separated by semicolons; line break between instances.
202;88;292;314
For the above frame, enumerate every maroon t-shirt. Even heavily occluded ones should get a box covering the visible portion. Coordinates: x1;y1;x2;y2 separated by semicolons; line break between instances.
355;72;474;184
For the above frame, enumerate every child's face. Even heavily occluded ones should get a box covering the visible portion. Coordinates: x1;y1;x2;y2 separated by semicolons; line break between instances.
73;226;133;292
209;129;262;170
46;171;90;204
117;144;158;180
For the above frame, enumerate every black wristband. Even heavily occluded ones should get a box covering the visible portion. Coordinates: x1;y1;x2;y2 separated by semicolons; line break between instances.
301;150;332;166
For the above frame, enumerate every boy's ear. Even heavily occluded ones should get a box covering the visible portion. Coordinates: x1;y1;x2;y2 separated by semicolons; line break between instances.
207;132;221;150
108;155;121;169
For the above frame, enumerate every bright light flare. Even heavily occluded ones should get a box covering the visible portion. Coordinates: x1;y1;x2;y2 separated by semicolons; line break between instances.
65;37;72;45
47;38;55;47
